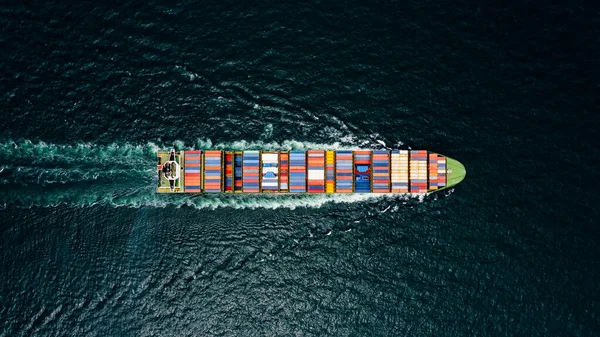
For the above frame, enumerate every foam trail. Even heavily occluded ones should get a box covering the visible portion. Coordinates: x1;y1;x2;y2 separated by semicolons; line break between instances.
0;139;420;209
194;139;370;151
1;190;420;210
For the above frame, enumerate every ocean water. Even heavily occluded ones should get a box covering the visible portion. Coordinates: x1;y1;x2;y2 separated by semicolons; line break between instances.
1;1;599;336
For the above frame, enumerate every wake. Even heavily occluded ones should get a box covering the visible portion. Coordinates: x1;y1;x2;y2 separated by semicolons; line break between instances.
0;139;421;209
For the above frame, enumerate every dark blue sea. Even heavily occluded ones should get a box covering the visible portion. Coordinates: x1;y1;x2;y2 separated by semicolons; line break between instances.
1;1;599;336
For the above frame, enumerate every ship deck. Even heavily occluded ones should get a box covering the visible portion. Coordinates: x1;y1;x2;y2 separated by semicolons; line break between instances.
156;150;465;194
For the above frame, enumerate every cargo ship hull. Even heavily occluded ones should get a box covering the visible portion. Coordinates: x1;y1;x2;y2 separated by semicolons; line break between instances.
156;149;465;194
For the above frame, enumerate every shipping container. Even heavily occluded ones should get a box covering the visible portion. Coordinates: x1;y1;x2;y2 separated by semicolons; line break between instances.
279;151;289;192
184;150;202;193
261;152;279;192
243;151;260;193
428;153;438;190
326;150;335;193
391;150;409;193
437;155;447;188
372;150;390;193
225;152;233;192
234;152;243;192
410;150;428;193
203;150;223;192
335;150;353;193
354;150;371;193
307;150;325;193
289;150;306;193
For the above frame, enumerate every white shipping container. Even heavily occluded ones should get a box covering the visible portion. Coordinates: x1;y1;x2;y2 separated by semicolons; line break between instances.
308;170;325;180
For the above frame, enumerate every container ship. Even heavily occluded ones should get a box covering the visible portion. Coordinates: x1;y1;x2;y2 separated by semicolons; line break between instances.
156;149;466;194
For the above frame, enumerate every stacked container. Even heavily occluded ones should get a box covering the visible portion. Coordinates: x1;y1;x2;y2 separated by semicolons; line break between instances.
399;150;410;192
279;152;289;192
203;150;223;192
184;150;202;192
437;155;447;188
169;148;452;194
243;151;260;193
372;150;390;193
307;150;325;193
224;152;233;192
428;153;438;190
409;150;428;193
261;152;279;192
391;150;409;193
335;150;353;192
325;150;335;193
353;150;371;193
234;152;243;192
289;151;306;193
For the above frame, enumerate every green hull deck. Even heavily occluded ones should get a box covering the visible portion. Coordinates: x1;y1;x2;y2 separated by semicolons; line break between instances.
436;156;466;192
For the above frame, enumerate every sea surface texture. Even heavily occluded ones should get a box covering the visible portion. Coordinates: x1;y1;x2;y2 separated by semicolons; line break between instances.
1;1;599;336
